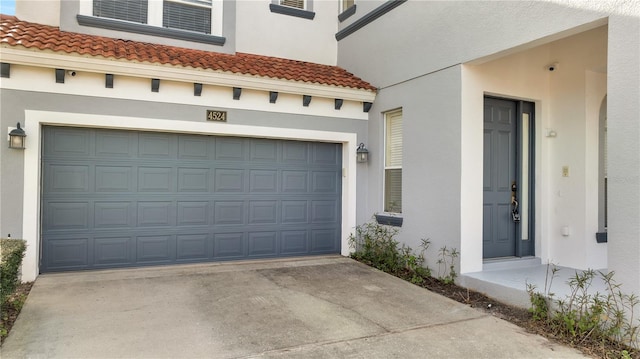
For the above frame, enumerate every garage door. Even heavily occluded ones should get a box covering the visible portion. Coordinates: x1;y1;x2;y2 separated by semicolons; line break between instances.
41;127;342;272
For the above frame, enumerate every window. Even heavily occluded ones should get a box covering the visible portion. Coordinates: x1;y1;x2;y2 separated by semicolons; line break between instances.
384;109;402;213
280;0;305;9
92;0;213;34
163;0;211;34
341;0;354;12
94;0;148;24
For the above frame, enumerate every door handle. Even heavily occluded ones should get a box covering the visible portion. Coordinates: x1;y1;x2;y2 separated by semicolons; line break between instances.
511;181;520;222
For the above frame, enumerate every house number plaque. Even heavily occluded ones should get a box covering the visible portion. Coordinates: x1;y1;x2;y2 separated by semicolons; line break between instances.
207;110;227;122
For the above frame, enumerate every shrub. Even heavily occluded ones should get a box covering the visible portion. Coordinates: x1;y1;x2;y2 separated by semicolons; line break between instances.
0;239;27;306
348;219;431;281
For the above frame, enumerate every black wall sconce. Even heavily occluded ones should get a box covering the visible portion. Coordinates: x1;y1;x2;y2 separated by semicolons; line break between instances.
8;122;26;149
356;142;369;163
335;99;343;110
151;78;160;92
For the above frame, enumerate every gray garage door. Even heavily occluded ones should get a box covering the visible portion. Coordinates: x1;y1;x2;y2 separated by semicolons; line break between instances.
41;126;342;272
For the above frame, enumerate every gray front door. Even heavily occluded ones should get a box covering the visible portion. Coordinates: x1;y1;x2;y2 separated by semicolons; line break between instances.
483;98;518;258
41;127;342;272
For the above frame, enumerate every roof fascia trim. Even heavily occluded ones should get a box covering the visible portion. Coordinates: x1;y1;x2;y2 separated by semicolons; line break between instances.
0;47;376;102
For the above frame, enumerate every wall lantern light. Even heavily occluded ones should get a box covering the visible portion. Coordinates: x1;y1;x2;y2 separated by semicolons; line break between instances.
356;142;369;163
8;122;26;149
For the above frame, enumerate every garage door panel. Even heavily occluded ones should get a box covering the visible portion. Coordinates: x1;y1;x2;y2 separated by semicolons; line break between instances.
248;232;278;257
94;236;132;266
282;141;308;163
42;127;341;272
214;169;245;192
282;200;308;223
46;128;91;157
136;235;174;263
250;170;278;192
177;201;210;226
214;201;245;225
137;201;174;227
45;202;91;230
47;237;90;268
96;130;136;158
178;135;210;159
94;202;133;228
250;139;278;162
176;234;209;260
249;201;278;224
46;164;90;193
215;232;245;258
138;167;175;192
281;171;308;192
96;166;133;192
178;168;209;192
312;143;339;165
138;133;175;158
216;137;245;161
312;171;339;193
281;230;308;254
311;229;339;253
311;200;338;223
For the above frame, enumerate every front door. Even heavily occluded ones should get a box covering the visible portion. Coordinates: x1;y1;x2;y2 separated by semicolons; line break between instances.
483;97;535;258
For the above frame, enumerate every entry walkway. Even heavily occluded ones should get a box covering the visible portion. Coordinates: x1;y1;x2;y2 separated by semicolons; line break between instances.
2;256;586;358
460;257;609;309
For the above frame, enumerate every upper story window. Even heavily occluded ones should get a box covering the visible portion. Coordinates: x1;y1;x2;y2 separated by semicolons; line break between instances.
94;0;148;24
90;0;216;35
280;0;305;10
384;109;403;213
341;0;354;12
163;0;212;34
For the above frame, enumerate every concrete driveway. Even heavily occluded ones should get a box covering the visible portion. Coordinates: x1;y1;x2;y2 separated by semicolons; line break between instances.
2;256;586;358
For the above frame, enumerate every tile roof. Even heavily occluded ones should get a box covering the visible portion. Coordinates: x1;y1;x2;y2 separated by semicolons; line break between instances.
0;15;376;92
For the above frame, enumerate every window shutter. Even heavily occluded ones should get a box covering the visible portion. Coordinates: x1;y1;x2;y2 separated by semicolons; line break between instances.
280;0;305;9
94;0;148;24
163;0;212;34
385;111;403;167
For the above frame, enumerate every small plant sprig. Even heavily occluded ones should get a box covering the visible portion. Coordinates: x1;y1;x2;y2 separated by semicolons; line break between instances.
528;264;640;352
436;246;459;284
348;219;431;281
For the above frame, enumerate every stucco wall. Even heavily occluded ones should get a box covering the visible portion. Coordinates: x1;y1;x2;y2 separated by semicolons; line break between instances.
363;65;462;271
607;12;640;297
235;0;338;65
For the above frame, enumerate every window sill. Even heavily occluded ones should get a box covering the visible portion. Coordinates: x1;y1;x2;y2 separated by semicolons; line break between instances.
338;4;356;22
269;4;315;20
375;214;403;227
77;15;226;46
596;232;608;243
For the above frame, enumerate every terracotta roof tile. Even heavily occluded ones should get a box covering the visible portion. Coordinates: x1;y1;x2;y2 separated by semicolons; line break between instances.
0;15;376;92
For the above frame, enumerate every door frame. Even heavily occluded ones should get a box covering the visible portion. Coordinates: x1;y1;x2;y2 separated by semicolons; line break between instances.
484;96;535;258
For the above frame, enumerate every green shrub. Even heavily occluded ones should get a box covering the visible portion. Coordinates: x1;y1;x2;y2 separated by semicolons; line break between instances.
0;239;27;306
348;219;431;281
